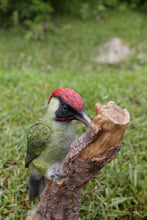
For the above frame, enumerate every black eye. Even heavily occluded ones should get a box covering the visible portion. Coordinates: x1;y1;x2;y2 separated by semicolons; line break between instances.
63;105;68;111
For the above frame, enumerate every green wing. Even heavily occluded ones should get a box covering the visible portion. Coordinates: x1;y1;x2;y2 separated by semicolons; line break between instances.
25;122;51;168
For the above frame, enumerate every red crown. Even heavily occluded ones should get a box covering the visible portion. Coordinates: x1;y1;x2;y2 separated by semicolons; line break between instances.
48;88;84;111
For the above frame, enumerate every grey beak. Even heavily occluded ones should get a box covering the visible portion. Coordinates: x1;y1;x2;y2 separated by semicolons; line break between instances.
78;112;91;127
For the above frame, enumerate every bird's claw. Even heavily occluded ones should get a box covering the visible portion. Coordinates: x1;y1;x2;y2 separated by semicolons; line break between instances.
51;167;63;182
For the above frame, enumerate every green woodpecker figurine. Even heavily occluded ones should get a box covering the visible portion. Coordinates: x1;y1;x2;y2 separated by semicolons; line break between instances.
25;88;91;200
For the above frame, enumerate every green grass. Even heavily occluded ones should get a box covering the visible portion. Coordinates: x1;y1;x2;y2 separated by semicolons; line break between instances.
0;10;147;220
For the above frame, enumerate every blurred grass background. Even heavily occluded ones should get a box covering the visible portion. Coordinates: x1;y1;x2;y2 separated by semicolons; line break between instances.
0;6;147;220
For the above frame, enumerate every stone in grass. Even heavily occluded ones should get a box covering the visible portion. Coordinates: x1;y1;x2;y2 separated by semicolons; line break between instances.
96;37;134;65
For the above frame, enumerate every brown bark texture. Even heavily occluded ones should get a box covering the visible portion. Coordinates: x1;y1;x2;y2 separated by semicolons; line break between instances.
26;101;130;220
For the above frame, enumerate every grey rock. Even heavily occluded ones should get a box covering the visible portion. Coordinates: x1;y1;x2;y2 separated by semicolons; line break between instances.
96;37;134;64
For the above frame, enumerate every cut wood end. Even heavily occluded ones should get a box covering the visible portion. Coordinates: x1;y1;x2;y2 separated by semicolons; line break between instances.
95;101;130;127
80;101;130;160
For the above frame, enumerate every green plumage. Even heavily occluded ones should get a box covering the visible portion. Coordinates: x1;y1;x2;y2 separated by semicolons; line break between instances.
25;111;76;177
25;122;51;168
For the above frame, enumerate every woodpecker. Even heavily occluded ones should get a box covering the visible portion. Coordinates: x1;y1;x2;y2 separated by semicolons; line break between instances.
25;88;91;200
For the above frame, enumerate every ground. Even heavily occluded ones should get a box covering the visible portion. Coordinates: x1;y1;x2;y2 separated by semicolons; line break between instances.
0;10;147;220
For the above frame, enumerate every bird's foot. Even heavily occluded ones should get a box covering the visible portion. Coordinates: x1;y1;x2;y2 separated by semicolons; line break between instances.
51;167;63;182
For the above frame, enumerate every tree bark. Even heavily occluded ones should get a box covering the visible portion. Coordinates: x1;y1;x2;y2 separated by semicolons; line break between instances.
26;101;130;220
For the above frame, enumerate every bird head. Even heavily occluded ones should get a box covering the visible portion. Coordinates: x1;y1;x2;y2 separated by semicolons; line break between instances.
48;88;91;127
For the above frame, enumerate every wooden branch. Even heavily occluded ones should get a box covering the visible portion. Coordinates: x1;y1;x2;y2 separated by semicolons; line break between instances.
26;101;130;220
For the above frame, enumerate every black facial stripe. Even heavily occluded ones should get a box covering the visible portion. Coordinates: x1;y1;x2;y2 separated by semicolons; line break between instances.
55;97;83;121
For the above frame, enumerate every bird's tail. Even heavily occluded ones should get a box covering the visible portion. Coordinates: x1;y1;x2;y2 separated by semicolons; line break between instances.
29;170;46;201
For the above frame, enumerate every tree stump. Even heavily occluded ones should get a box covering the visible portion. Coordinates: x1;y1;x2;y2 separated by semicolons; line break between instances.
26;101;130;220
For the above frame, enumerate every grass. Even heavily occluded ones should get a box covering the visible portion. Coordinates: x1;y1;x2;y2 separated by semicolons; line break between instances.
0;9;147;220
